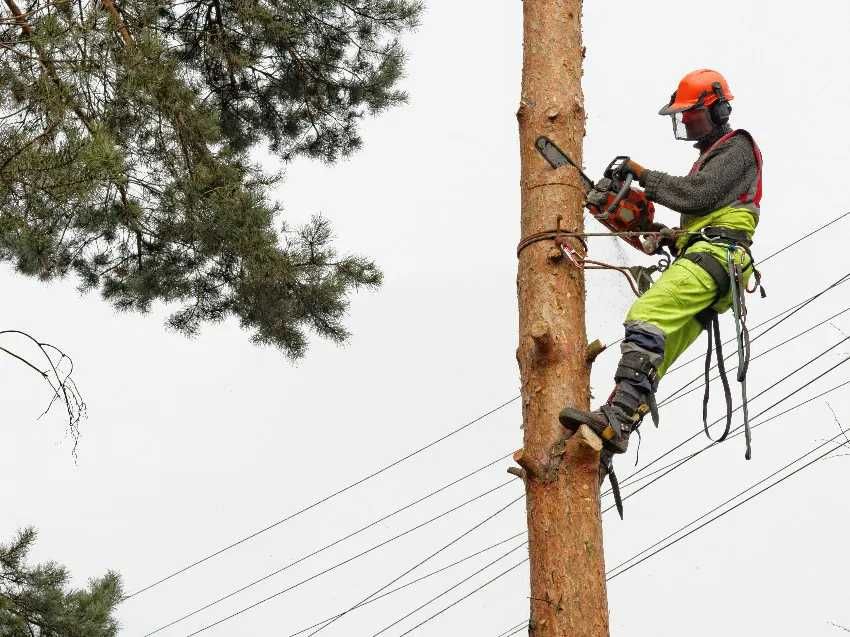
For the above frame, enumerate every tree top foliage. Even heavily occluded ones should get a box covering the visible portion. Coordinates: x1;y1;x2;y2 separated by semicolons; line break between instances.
0;528;122;636
0;0;422;357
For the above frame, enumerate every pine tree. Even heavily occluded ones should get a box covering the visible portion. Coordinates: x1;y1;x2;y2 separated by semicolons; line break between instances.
0;528;122;636
0;0;421;357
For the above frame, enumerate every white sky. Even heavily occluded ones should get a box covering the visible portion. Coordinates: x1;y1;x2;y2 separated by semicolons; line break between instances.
3;1;850;636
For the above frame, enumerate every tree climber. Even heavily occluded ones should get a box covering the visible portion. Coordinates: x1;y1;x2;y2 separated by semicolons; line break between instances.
559;69;764;491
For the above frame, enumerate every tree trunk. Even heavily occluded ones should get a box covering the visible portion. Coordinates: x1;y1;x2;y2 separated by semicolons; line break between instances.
515;1;610;636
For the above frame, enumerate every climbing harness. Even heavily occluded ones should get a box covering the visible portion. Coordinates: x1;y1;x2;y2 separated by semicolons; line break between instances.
680;227;767;459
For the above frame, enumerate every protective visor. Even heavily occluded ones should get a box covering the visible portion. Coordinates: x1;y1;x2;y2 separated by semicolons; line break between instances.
669;107;713;141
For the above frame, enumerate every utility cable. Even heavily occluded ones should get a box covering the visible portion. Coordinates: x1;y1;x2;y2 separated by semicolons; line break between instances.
608;335;850;495
284;532;528;637
184;336;848;634
661;269;850;389
495;621;530;637
606;430;849;579
371;541;529;636
497;420;850;634
124;395;520;601
604;351;850;512
303;492;525;637
756;210;850;265
187;490;525;636
616;376;850;494
658;305;850;410
394;558;528;637
143;452;514;635
422;423;849;637
606;437;847;581
496;621;531;637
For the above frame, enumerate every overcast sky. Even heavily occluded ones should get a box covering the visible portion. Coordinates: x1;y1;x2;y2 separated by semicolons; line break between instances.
3;1;850;636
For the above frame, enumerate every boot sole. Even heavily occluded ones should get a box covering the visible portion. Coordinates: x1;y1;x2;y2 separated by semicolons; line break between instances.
558;407;628;454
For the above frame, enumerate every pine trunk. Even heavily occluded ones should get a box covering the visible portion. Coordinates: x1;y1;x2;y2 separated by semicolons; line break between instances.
515;1;610;635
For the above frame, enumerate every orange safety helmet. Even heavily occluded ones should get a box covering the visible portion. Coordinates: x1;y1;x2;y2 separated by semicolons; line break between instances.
660;69;734;141
659;69;734;115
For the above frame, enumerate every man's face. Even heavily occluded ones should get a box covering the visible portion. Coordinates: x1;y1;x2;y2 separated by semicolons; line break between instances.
681;107;713;141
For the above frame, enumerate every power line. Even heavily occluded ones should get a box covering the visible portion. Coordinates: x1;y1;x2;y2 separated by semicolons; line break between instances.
232;307;850;634
606;437;847;581
658;305;850;410
606;430;850;579
496;424;848;634
144;451;514;635
289;362;847;636
756;210;850;265
495;621;530;637
614;376;850;494
123;395;520;601
284;532;528;637
394;558;528;637
303;492;526;637
604;350;850;512
660;268;850;392
128;219;849;605
180;313;849;634
372;541;529;636
608;335;850;497
186;490;526;636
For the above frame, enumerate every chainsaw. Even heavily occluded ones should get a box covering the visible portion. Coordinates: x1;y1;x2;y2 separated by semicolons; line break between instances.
535;136;660;255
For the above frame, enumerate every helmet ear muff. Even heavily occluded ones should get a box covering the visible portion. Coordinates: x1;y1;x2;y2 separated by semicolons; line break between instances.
709;81;732;126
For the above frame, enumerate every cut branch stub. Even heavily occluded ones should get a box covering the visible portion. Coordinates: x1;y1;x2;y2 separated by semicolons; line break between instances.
586;339;607;364
531;321;553;361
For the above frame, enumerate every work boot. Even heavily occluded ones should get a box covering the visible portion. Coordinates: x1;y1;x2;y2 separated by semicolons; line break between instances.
558;351;659;455
558;403;640;454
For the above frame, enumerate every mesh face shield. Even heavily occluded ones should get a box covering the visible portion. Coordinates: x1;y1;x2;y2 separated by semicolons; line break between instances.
671;107;714;141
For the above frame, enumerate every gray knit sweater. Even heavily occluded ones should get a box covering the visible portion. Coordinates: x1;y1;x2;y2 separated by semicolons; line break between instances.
638;134;758;217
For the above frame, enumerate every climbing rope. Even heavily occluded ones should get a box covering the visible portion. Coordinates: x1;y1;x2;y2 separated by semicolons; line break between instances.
516;215;677;297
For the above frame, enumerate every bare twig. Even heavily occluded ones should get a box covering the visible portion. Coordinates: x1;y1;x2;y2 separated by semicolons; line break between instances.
0;330;86;457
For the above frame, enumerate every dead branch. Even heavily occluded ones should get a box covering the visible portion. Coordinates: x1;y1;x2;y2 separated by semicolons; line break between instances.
0;330;86;457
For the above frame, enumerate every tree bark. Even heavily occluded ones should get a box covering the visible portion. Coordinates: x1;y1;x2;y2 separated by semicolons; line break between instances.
515;1;610;636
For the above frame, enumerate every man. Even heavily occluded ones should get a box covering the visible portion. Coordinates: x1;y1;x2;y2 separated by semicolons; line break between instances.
559;69;763;485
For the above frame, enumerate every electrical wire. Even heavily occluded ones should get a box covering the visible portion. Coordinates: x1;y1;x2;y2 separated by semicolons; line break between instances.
143;452;514;635
607;335;850;496
495;621;530;637
303;492;526;637
186;490;526;636
284;532;528;637
606;437;848;581
394;558;528;637
123;395;520;601
756;210;850;265
371;541;529;636
604;351;850;512
496;421;849;634
659;272;850;401
606;430;850;579
658;305;850;410
615;376;850;494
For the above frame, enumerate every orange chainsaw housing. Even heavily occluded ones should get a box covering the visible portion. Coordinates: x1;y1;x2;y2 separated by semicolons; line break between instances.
587;188;655;254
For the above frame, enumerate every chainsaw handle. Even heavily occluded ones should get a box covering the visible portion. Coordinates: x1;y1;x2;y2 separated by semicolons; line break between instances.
604;172;633;217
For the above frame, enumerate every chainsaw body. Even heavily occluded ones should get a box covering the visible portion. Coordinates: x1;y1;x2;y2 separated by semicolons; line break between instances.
585;156;656;254
534;138;659;255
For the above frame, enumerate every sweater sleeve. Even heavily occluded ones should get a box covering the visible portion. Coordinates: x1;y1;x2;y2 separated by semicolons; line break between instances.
638;136;755;216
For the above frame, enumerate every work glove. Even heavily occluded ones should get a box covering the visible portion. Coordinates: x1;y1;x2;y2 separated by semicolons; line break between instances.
642;223;678;256
625;159;647;180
